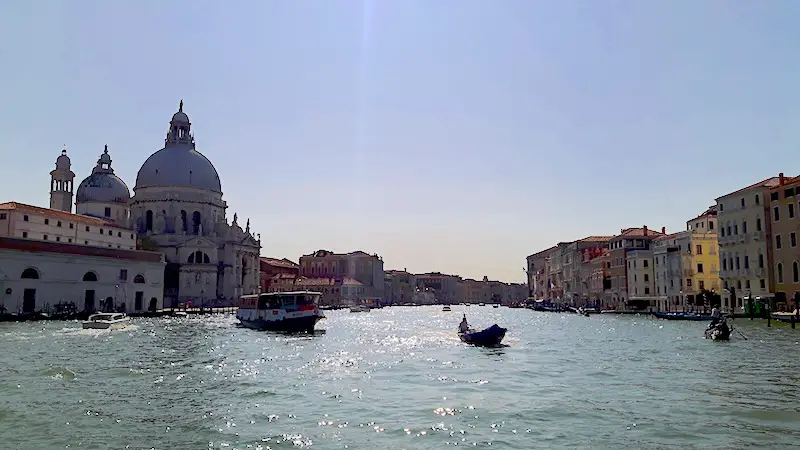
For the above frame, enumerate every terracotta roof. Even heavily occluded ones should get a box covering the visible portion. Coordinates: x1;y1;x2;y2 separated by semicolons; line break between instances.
654;233;678;241
610;227;666;241
269;273;298;280
0;202;131;230
0;236;163;262
768;175;800;191
259;257;299;269
578;236;614;243
715;176;783;200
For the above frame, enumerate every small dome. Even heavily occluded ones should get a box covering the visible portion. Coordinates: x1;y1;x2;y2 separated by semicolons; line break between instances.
76;173;131;204
76;145;131;204
172;111;190;124
55;149;71;170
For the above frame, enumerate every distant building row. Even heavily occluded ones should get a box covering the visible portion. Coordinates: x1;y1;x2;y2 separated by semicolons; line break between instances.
527;173;800;312
259;252;526;306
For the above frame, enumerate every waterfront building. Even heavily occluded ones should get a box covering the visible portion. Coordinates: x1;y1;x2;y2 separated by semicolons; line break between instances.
683;207;721;309
626;247;655;307
459;278;489;304
606;226;665;309
298;249;384;301
573;236;613;306
384;270;416;305
547;244;566;301
716;176;781;309
588;249;610;304
259;257;299;292
526;246;556;300
129;102;262;306
767;174;800;309
0;236;164;314
0;202;136;249
415;272;462;303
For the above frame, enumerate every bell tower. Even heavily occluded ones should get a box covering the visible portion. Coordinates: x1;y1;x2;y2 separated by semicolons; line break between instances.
50;147;75;212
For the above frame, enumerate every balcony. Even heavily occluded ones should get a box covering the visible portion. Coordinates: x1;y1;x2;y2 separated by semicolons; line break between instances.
683;269;696;277
752;231;764;241
718;235;735;246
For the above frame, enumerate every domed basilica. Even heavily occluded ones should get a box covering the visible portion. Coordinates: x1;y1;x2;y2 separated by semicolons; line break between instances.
49;102;261;306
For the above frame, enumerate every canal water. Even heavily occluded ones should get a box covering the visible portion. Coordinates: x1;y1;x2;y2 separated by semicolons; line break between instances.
1;306;799;449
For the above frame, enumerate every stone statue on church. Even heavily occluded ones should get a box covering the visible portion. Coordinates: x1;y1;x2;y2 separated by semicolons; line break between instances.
246;219;250;234
232;213;238;225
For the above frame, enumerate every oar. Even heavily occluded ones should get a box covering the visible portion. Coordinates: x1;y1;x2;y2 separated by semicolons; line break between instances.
731;326;748;340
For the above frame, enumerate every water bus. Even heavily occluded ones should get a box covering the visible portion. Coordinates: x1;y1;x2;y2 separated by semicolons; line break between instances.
237;291;324;332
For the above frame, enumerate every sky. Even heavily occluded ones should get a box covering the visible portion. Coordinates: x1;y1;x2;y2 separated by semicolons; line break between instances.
1;1;799;283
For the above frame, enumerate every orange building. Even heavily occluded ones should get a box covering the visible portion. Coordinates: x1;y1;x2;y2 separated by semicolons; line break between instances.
768;174;800;309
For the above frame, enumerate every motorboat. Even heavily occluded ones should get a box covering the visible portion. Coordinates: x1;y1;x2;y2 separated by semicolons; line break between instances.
478;303;486;307
459;324;507;347
653;312;715;321
492;304;499;308
82;313;130;330
349;305;371;313
705;318;732;341
442;305;452;312
237;291;324;332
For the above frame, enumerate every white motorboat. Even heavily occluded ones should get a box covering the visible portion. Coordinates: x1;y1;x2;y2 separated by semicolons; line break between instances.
442;306;452;312
82;313;130;330
349;305;371;313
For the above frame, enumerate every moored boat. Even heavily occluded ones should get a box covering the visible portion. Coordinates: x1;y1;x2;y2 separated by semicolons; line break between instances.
652;311;715;321
459;324;507;347
349;305;371;313
237;291;324;332
82;313;130;330
442;305;452;312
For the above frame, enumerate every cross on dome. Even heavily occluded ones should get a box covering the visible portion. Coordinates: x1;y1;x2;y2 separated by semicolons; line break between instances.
165;100;193;147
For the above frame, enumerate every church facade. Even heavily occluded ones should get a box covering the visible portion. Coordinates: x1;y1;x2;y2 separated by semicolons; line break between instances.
45;102;262;308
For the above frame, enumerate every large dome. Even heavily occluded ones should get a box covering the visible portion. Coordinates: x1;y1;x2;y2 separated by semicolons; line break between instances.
134;101;222;193
134;144;222;192
76;146;131;204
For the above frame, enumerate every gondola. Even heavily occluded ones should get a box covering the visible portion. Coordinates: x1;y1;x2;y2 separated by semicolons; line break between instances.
704;318;732;341
459;324;507;347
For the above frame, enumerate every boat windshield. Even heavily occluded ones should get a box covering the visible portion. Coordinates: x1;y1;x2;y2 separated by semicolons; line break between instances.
296;294;319;306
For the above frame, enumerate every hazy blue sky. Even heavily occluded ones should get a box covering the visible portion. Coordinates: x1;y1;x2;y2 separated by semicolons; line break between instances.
1;1;798;282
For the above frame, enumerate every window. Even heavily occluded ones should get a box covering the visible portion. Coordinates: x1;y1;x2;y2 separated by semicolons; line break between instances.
793;232;798;248
68;238;72;243
23;215;29;221
741;198;745;208
85;226;90;232
722;259;727;270
735;257;740;270
709;221;714;230
84;241;88;245
57;221;62;227
643;260;649;268
687;279;692;287
757;218;762;231
771;192;780;201
43;235;48;240
760;279;766;289
104;207;111;217
719;203;724;211
778;263;784;283
791;204;796;219
699;281;705;290
119;270;128;281
721;228;725;237
774;206;780;221
83;271;98;282
794;262;799;283
644;274;649;282
117;232;121;237
759;254;764;268
22;231;28;238
0;213;5;220
734;224;738;235
696;244;702;255
755;194;760;205
56;237;60;242
644;287;650;295
742;221;747;233
746;280;750;289
44;218;49;225
130;234;134;239
697;263;704;273
777;235;782;249
99;229;103;234
133;274;145;283
744;256;749;269
69;223;73;229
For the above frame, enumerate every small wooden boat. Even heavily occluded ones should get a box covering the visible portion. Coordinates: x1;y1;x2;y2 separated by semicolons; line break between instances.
442;305;452;312
82;313;130;330
459;324;507;347
705;319;731;341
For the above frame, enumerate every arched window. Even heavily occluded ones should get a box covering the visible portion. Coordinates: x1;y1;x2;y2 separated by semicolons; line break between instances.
793;262;799;283
180;210;188;232
187;251;210;264
83;271;98;282
241;256;247;285
133;274;146;284
21;268;39;279
145;210;153;231
192;211;202;234
778;263;784;283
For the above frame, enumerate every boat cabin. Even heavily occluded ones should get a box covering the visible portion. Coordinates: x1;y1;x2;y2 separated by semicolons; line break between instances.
88;313;126;322
240;291;322;311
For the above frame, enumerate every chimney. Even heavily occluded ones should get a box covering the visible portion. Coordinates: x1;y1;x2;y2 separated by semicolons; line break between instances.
643;225;648;236
780;172;785;186
661;227;666;234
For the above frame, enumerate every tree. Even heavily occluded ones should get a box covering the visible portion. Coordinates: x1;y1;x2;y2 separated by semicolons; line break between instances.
137;235;160;251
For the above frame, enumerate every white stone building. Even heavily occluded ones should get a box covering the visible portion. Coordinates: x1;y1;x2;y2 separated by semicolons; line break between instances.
0;236;164;314
129;102;261;306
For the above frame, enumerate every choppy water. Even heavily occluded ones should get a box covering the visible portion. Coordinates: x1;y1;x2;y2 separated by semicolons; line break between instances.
1;307;800;449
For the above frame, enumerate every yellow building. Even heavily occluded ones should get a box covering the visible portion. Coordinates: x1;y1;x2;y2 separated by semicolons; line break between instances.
682;206;722;310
